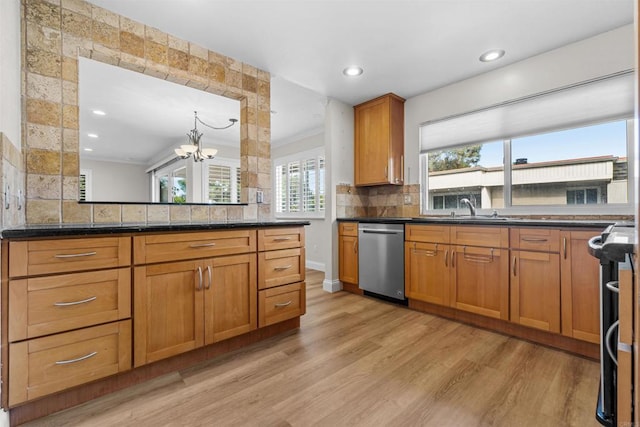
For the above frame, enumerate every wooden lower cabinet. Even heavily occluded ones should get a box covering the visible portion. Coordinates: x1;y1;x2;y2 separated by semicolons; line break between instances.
450;245;509;320
404;241;450;306
339;228;359;285
560;230;601;344
134;254;257;367
9;320;131;406
259;282;306;327
510;250;560;333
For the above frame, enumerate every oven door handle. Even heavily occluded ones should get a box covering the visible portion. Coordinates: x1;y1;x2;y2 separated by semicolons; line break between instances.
605;280;619;294
605;320;619;367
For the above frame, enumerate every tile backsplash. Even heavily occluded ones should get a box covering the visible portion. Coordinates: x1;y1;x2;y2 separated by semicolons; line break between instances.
336;184;420;218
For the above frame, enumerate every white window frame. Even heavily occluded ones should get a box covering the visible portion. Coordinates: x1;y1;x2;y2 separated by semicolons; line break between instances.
202;157;241;204
79;168;92;201
273;147;325;219
420;118;635;216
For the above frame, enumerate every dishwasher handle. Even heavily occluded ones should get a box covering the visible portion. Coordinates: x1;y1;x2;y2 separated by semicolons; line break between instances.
360;229;403;235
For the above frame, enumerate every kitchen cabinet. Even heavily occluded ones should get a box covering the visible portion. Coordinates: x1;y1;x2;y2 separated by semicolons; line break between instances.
450;226;509;320
6;236;132;406
338;222;359;285
405;225;451;306
354;93;405;186
560;229;601;344
509;228;561;333
133;230;257;367
405;224;509;320
257;227;306;328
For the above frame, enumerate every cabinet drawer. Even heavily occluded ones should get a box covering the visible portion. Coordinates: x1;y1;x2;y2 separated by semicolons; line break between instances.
451;226;508;248
339;222;358;237
8;320;131;407
405;224;450;243
258;227;305;251
258;248;305;289
258;282;306;327
9;237;131;278
134;230;256;264
9;268;131;342
510;228;559;252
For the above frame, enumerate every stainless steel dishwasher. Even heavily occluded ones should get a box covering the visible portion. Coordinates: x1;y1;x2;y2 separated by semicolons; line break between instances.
358;222;405;301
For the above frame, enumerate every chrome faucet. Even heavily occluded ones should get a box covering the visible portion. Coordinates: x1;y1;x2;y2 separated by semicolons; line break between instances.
460;198;476;216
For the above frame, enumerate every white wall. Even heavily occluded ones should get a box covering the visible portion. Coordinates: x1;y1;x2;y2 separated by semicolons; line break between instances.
404;24;635;184
272;132;327;271
0;0;21;147
82;159;150;202
324;99;354;290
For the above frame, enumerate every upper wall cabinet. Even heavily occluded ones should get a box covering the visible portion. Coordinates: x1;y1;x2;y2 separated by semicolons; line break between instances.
354;93;405;186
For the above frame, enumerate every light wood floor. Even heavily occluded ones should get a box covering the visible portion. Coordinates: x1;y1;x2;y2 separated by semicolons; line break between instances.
24;269;600;427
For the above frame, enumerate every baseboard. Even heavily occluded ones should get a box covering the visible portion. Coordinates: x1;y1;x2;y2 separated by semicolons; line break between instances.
323;279;342;293
305;260;325;272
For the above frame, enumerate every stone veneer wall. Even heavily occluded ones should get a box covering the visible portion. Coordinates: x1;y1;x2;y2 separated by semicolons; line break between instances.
336;184;420;218
22;0;271;224
0;133;26;228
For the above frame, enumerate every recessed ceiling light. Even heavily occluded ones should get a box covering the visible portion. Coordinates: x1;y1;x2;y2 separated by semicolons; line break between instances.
87;133;98;138
92;110;106;116
343;66;364;77
479;49;505;62
84;148;93;152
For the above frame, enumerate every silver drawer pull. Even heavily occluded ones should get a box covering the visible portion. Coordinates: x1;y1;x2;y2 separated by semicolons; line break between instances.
273;237;292;241
55;351;98;365
54;296;97;307
54;251;97;259
521;237;548;242
274;265;292;271
190;243;216;248
274;301;292;308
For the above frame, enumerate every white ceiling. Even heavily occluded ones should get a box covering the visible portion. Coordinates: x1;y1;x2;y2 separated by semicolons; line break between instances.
84;0;634;159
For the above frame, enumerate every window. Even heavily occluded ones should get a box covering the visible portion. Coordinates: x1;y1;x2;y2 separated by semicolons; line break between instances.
205;162;241;203
274;148;325;217
79;169;92;201
421;119;632;213
152;163;187;203
419;72;635;214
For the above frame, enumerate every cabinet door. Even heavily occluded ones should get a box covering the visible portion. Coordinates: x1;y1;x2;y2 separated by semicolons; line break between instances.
339;234;359;285
204;254;257;345
354;97;390;185
510;250;560;333
133;260;204;367
405;242;450;306
560;230;601;344
451;246;509;320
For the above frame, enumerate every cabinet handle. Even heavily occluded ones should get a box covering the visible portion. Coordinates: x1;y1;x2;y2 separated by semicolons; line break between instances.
54;251;97;259
196;266;203;290
206;265;212;290
512;256;517;276
55;351;98;365
444;249;449;267
462;246;494;263
190;243;216;248
273;237;292;242
384;165;388;178
274;265;292;271
275;301;292;308
353;240;358;254
563;237;567;259
54;296;97;307
452;251;456;268
521;237;548;243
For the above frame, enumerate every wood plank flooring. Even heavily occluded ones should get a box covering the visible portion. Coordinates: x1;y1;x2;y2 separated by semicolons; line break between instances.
24;270;600;426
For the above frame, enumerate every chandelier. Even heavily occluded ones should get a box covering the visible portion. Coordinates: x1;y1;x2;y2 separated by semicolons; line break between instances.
174;111;238;162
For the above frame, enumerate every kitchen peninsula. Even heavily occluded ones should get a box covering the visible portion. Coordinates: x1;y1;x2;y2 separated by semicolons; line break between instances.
0;221;308;425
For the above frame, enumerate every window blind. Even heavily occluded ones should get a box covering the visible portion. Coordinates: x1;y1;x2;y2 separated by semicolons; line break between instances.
419;71;635;152
208;164;232;203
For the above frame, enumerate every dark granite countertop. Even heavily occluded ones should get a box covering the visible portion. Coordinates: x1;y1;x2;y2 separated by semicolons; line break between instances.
0;220;310;239
338;216;621;229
